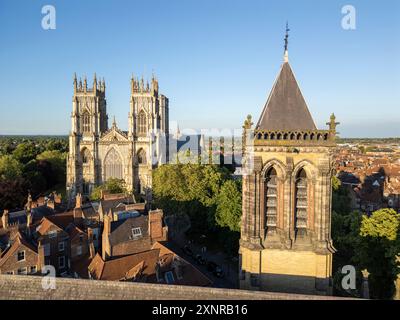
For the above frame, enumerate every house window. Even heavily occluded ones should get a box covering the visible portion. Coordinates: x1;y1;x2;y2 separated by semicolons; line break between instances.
132;227;142;238
77;245;82;256
43;243;51;256
17;267;28;275
17;251;25;261
48;230;57;238
82;182;90;195
58;256;66;269
6;271;14;275
165;271;175;284
30;266;37;274
58;241;65;252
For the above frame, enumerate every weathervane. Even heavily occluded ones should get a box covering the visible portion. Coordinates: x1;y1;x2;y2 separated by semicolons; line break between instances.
284;22;290;52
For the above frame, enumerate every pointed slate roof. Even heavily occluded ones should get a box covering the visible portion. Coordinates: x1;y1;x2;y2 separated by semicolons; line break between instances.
256;61;317;131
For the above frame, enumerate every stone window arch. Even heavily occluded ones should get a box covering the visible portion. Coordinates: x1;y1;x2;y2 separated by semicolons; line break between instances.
81;148;91;164
295;168;308;237
81;111;91;133
104;148;123;181
137;148;146;165
138;110;147;135
264;167;278;234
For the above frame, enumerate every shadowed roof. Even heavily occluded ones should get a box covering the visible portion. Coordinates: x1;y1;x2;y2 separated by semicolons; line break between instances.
256;61;317;131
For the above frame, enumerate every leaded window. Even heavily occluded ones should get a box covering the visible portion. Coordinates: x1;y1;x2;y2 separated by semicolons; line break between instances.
295;168;308;236
138;111;147;135
104;148;123;181
265;168;277;233
81;112;91;133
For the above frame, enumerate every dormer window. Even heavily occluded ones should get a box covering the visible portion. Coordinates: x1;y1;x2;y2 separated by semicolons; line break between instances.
48;230;57;238
17;251;25;261
131;227;142;238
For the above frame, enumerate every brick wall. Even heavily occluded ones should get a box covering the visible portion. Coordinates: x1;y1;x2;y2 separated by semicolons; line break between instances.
0;274;353;300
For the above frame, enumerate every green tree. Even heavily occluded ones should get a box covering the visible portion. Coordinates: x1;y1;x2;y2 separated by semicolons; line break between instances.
90;178;127;201
215;179;242;232
153;163;230;230
12;142;38;164
356;208;400;299
0;155;23;181
332;176;352;216
36;150;66;184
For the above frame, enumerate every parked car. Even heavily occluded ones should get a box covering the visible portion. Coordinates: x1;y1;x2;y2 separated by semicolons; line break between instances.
195;254;206;265
181;245;193;257
206;261;224;278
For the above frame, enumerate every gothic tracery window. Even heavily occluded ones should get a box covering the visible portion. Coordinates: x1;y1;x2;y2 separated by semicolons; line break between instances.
138;110;147;135
81;111;91;133
265;167;278;234
81;148;91;164
104;148;123;181
295;168;308;236
137;148;146;165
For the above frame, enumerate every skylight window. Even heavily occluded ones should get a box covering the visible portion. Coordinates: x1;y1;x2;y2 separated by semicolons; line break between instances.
131;227;142;238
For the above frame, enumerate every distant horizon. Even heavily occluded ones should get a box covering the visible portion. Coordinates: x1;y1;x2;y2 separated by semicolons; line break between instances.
0;133;399;140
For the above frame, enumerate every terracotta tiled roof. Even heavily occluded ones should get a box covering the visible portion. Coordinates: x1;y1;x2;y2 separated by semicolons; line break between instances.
88;250;160;281
151;242;212;287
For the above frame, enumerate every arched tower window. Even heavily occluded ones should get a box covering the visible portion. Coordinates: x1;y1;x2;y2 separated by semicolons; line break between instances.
137;148;146;165
264;167;278;234
81;111;91;133
104;148;123;181
138;110;147;135
295;168;308;236
81;148;91;164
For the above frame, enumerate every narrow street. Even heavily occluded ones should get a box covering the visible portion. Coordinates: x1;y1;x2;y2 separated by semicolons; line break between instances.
166;240;238;289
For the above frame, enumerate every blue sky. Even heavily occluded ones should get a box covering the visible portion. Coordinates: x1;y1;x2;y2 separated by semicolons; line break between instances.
0;0;399;137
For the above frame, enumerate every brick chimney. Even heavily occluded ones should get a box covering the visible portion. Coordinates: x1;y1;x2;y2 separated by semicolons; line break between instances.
149;209;166;242
102;211;113;260
26;212;32;228
88;228;95;259
38;241;45;271
47;200;55;210
1;210;9;230
75;193;82;209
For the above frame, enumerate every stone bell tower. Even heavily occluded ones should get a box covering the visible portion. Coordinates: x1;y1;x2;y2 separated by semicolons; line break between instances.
239;26;338;295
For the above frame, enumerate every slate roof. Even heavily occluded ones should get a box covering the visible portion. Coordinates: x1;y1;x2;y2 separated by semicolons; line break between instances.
109;215;149;247
88;250;160;281
256;61;317;131
99;196;137;216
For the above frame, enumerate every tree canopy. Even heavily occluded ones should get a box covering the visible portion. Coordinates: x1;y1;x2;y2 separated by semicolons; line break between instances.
153;163;241;256
90;178;127;201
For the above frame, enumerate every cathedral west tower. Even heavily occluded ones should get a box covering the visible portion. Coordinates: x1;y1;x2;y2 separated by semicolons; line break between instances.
239;27;338;295
66;74;169;200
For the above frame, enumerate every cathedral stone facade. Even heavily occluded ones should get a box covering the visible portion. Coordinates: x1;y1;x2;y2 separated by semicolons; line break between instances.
66;74;169;199
239;47;338;295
